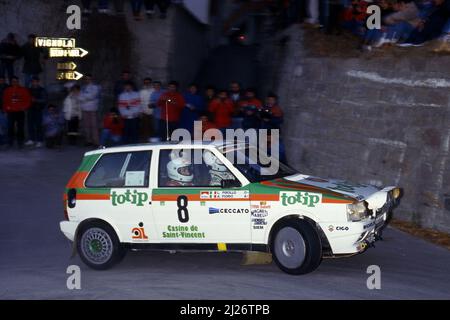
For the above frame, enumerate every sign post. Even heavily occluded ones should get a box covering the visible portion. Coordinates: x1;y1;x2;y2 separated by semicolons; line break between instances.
36;36;88;80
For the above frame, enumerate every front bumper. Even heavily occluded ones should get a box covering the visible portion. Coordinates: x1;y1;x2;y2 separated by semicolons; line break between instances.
60;221;78;241
319;211;389;255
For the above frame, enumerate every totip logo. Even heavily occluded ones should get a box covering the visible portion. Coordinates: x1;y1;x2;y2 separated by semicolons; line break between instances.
209;207;220;215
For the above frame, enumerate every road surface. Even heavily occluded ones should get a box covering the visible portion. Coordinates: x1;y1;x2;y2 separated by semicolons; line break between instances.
0;147;449;299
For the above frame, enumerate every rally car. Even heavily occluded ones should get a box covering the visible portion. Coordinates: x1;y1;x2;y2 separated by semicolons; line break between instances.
60;141;401;275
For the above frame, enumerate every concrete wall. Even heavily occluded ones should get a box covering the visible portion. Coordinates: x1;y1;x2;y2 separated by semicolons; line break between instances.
167;7;209;89
0;0;71;89
277;28;450;233
0;0;208;105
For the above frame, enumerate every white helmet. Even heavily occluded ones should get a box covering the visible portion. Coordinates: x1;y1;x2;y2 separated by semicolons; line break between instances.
203;151;228;172
167;157;193;183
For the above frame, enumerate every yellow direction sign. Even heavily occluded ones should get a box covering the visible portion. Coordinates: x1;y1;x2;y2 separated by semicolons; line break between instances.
49;48;88;58
57;62;77;71
35;37;76;48
56;71;84;81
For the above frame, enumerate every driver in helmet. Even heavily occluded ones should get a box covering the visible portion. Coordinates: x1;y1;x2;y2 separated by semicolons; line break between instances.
203;150;235;186
166;152;194;187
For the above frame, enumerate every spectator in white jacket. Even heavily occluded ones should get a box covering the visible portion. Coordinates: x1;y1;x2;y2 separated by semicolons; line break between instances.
139;77;155;142
63;84;82;145
118;81;141;144
79;74;101;146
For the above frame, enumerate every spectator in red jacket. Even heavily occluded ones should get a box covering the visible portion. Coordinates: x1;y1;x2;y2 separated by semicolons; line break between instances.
238;88;263;113
260;92;284;130
100;108;124;147
208;89;234;133
238;88;263;130
199;112;216;134
2;76;32;148
157;81;185;140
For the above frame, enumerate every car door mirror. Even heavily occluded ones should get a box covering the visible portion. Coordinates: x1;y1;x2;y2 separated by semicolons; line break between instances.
221;179;241;189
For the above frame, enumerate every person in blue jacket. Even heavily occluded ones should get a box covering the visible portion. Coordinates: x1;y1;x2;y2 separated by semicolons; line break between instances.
180;84;205;134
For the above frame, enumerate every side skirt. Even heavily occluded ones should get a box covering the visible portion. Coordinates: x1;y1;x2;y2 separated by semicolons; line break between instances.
123;243;269;253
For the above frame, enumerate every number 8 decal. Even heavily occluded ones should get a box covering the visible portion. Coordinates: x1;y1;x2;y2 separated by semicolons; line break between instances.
177;195;189;223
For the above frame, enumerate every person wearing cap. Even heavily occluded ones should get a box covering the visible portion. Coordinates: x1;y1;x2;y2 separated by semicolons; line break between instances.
24;76;47;148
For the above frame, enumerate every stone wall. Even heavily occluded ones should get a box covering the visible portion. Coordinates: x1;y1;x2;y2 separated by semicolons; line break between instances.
277;28;450;233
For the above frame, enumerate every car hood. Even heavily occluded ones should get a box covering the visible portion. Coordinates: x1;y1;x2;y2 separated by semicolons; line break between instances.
283;174;395;210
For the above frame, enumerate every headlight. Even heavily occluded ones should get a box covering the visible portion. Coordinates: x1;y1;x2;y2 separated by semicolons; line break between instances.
347;201;369;222
392;188;401;200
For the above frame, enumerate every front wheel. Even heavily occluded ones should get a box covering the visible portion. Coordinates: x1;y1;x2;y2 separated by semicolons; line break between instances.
77;222;126;270
271;219;322;275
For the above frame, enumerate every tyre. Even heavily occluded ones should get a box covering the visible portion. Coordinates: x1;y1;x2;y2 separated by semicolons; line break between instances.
271;219;322;275
76;221;126;270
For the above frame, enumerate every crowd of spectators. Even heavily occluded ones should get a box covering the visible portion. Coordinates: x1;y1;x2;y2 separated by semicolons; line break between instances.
0;67;285;154
262;0;450;51
340;0;450;51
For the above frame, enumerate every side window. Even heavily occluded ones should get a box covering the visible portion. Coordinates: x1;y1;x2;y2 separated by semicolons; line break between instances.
85;151;151;188
158;149;237;188
202;150;237;187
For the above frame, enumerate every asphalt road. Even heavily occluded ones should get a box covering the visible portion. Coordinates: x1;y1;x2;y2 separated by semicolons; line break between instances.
0;147;449;299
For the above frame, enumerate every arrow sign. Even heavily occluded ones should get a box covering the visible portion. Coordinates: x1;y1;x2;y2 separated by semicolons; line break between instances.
35;37;76;48
56;71;84;81
57;62;77;71
49;48;88;58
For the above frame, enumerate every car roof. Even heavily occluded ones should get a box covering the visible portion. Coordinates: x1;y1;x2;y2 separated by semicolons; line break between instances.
84;140;249;156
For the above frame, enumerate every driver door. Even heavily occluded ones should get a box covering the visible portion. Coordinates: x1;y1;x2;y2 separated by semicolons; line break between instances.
151;147;252;245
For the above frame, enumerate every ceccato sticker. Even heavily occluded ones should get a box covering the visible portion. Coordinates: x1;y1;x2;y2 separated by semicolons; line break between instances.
209;207;250;214
280;191;321;208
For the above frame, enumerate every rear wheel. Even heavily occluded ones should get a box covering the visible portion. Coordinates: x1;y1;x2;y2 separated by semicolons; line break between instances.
271;219;322;275
77;222;126;270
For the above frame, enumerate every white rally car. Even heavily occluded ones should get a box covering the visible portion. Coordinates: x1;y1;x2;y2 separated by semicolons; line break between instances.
60;141;401;275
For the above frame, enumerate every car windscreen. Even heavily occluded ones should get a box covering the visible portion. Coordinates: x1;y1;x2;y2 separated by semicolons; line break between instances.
220;145;297;183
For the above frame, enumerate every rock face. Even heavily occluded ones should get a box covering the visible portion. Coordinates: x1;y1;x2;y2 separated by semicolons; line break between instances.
277;28;450;233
